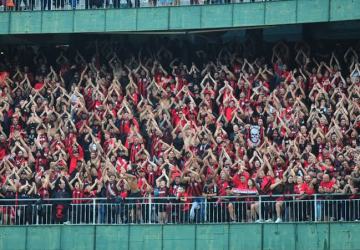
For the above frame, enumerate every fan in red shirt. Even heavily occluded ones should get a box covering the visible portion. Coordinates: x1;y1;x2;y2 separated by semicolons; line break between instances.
69;175;84;223
216;171;235;222
155;170;170;224
0;135;8;161
182;169;205;223
318;174;336;221
0;39;359;226
68;144;84;174
319;174;335;194
176;186;190;223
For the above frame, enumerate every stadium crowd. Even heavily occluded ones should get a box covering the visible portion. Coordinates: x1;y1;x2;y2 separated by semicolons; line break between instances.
0;0;271;11
0;38;359;224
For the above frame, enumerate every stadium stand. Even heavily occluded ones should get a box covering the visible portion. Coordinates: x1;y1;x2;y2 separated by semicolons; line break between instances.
0;38;359;225
0;0;273;11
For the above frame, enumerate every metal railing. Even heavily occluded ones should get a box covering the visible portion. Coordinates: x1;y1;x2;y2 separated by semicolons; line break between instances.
0;194;359;225
0;0;278;11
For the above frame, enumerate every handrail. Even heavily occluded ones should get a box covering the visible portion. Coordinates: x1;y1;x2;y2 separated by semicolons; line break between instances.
0;0;291;12
1;194;359;225
0;193;356;202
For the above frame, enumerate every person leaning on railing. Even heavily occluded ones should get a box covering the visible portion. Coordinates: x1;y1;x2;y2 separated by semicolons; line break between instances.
68;172;84;224
155;169;170;224
52;174;72;224
293;176;311;222
17;171;37;225
317;174;336;221
334;175;359;221
182;167;205;223
202;176;219;223
292;160;316;222
104;171;122;224
345;177;359;221
229;169;249;222
216;170;234;223
176;186;190;223
82;179;99;224
0;169;17;225
254;156;275;223
269;175;287;223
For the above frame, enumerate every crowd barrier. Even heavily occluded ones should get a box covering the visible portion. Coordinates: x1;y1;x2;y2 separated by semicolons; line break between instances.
1;194;359;225
0;0;277;11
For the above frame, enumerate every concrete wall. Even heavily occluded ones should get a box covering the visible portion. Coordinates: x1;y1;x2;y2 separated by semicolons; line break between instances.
0;0;360;34
1;223;360;250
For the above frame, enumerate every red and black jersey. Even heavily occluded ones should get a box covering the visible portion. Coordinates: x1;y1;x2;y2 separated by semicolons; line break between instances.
38;186;50;199
129;143;142;163
119;120;131;135
72;189;84;204
260;176;274;195
170;183;181;196
178;192;190;211
106;182;117;199
217;180;230;196
83;190;97;203
146;171;156;188
187;181;203;197
13;156;26;168
0;142;8;161
138;78;149;97
158;187;169;198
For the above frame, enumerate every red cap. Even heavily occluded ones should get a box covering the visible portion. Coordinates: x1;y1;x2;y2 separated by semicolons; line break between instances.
34;82;44;90
95;101;102;109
